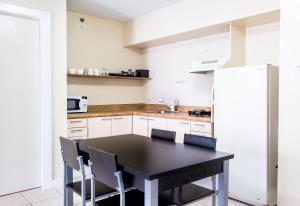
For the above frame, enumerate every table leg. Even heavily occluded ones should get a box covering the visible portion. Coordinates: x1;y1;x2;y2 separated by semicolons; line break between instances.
218;160;229;206
64;163;73;206
144;179;158;206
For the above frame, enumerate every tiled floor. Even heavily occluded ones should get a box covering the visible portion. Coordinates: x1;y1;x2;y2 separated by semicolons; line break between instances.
0;187;249;206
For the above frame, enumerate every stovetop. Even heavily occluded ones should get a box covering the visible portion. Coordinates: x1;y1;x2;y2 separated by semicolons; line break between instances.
188;110;211;118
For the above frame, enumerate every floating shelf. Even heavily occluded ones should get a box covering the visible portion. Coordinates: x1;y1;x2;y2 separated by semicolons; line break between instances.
67;74;152;80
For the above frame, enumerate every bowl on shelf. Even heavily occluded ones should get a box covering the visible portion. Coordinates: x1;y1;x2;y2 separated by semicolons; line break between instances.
69;68;77;74
77;68;85;75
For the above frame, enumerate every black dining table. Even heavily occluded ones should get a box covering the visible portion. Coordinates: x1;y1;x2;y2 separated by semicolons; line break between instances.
64;134;234;206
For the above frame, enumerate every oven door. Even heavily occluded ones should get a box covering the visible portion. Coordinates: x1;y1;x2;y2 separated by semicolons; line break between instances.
67;98;81;113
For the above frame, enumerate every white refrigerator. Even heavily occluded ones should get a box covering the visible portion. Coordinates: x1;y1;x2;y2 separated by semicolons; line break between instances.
214;64;279;206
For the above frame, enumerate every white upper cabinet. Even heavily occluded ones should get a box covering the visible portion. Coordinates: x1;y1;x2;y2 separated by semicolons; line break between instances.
167;119;191;143
132;115;148;136
147;117;167;137
112;115;132;136
88;117;112;138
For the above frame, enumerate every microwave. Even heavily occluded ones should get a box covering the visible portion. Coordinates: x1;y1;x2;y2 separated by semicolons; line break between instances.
67;96;88;113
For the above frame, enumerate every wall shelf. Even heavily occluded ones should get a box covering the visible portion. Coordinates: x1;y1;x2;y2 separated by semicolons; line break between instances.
67;74;152;80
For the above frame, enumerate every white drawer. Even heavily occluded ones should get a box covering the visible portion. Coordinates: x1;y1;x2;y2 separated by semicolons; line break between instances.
68;118;87;128
190;130;212;138
68;128;88;138
191;122;212;133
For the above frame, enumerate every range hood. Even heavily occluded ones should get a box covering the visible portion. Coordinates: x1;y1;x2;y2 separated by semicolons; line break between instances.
189;58;228;74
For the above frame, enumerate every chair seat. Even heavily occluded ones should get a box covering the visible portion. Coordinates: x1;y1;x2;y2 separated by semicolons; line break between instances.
67;179;117;200
159;183;215;205
95;189;172;206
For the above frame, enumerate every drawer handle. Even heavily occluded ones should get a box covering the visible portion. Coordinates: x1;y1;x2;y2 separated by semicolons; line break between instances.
102;118;111;121
113;117;123;120
70;120;82;123
139;118;147;120
71;130;83;133
148;119;155;121
180;122;189;125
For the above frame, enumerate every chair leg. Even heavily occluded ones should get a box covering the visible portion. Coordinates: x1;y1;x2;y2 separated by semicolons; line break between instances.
115;171;125;206
212;175;217;206
88;160;96;206
77;156;86;206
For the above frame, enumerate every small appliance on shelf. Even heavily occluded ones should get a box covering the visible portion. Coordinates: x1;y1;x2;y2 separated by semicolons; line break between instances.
67;96;88;113
108;69;149;78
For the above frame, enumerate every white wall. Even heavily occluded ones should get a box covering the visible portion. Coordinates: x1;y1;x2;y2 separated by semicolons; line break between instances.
246;22;279;66
0;0;67;179
67;12;144;105
142;22;280;106
278;0;300;205
142;32;229;106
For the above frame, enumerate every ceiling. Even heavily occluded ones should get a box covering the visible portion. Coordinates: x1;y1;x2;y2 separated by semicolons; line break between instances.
67;0;183;22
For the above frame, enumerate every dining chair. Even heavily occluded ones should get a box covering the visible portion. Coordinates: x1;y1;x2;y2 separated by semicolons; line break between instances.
159;134;217;206
88;147;172;206
151;128;176;142
60;137;118;206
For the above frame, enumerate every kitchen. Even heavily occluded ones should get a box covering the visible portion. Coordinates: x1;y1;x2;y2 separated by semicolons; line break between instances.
0;0;299;206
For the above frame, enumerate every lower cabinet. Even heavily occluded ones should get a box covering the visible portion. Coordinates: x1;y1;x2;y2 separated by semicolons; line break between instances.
67;118;88;140
112;115;132;136
167;119;191;143
132;115;148;136
147;117;167;137
88;117;112;138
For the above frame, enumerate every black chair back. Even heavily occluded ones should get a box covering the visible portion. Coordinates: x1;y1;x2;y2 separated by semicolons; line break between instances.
60;137;80;170
151;128;176;142
184;134;217;150
89;147;120;189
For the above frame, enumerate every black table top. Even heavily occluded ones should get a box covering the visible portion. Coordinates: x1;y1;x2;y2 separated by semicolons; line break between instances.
78;134;234;180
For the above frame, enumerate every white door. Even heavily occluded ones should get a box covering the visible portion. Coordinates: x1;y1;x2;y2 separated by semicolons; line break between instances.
132;116;148;136
166;119;190;143
112;116;132;136
0;14;41;195
88;117;112;138
147;117;167;137
214;65;269;205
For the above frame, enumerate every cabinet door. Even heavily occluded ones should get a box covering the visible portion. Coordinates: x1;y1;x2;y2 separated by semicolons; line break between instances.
167;119;190;143
88;117;112;138
147;117;167;137
112;115;132;136
132;115;148;136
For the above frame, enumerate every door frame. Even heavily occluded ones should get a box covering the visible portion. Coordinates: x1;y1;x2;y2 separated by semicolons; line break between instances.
0;3;52;189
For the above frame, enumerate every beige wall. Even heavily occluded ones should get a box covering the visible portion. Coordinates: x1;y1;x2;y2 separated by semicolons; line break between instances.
67;12;144;105
0;0;67;179
124;0;280;46
142;22;279;106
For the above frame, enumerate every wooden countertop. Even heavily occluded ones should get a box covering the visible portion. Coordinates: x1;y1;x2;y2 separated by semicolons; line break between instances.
68;110;211;123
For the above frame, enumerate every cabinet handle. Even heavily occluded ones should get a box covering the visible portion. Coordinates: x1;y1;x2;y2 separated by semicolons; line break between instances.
102;118;111;121
70;120;82;123
180;122;189;125
148;118;156;121
71;130;83;133
139;117;147;120
194;124;205;127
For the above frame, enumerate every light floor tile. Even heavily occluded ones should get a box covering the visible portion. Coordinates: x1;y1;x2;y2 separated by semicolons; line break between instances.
32;196;63;206
21;188;61;203
0;193;29;206
196;196;249;206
